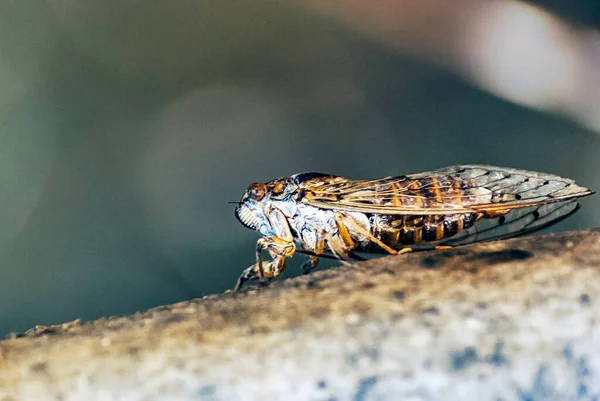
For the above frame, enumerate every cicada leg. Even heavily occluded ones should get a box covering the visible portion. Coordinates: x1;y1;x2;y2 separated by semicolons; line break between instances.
332;212;413;256
299;233;325;275
300;256;319;275
234;257;286;292
234;236;295;291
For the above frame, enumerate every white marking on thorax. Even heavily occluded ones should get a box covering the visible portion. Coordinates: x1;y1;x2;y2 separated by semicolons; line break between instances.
265;199;376;252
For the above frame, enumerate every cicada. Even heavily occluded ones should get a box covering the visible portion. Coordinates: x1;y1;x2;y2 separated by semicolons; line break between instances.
233;165;593;290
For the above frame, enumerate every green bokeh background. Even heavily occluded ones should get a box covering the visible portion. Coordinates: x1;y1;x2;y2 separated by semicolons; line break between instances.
1;0;599;335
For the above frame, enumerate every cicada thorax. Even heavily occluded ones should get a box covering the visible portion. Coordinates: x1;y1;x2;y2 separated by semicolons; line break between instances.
370;212;483;249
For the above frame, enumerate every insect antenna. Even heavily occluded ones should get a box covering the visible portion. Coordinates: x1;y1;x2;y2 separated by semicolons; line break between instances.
227;201;243;205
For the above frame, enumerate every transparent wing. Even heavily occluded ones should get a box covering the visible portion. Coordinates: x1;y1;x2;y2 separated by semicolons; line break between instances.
436;200;580;246
301;165;593;215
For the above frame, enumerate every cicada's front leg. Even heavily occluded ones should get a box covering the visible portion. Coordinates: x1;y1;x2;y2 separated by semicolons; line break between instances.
234;207;296;291
234;236;295;291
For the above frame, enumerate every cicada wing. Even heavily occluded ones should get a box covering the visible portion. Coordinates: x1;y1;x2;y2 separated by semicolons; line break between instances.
302;165;593;215
438;200;580;246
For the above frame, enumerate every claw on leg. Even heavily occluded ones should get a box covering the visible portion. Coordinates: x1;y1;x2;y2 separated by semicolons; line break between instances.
234;257;285;291
234;262;262;292
235;236;295;291
300;255;319;275
255;236;295;280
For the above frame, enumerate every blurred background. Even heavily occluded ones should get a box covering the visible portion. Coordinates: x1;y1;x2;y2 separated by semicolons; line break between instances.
1;0;600;336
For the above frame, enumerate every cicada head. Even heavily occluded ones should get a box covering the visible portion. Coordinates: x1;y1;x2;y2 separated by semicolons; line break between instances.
235;182;270;233
234;177;298;236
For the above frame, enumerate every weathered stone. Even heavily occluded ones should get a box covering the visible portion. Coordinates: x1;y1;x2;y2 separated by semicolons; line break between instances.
1;229;599;400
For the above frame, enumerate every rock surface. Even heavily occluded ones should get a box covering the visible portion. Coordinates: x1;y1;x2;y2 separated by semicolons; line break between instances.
1;229;599;400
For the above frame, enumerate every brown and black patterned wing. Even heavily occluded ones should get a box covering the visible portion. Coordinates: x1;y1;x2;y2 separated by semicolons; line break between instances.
301;165;593;215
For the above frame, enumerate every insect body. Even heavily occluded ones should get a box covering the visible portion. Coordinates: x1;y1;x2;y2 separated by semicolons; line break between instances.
233;165;593;290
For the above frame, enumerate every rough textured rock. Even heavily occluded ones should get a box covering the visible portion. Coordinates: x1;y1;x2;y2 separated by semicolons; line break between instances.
1;229;600;400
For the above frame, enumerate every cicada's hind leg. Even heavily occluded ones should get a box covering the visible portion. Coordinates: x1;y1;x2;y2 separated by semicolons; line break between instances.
332;212;413;256
234;236;295;291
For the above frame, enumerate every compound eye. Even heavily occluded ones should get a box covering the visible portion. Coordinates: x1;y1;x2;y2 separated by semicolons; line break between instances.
248;183;266;201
